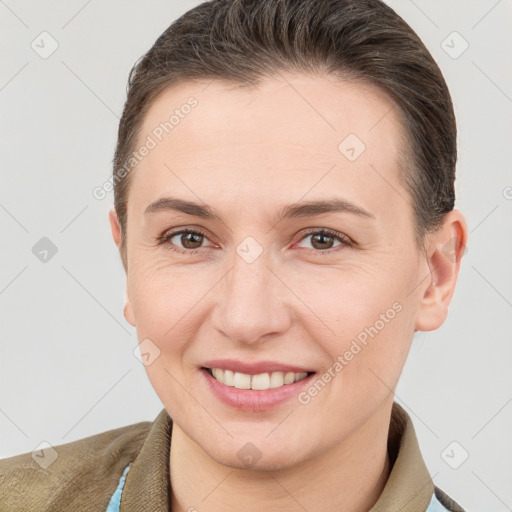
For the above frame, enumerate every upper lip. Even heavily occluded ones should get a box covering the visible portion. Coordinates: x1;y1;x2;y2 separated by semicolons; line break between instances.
201;359;314;375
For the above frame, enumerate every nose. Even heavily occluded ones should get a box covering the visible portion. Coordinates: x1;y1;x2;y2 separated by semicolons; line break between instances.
212;247;292;346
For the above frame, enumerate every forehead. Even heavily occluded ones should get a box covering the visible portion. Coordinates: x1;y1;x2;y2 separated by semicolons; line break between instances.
129;73;408;219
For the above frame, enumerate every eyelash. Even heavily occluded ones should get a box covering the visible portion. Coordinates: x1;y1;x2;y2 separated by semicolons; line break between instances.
157;227;353;255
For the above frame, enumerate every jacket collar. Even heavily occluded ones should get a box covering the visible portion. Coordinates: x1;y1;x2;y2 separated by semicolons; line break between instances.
120;402;434;511
120;406;172;511
370;402;434;511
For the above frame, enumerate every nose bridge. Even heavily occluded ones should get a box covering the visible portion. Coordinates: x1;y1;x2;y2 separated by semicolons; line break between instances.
214;243;290;344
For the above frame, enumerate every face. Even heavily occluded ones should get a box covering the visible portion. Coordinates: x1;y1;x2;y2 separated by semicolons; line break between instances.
112;73;442;470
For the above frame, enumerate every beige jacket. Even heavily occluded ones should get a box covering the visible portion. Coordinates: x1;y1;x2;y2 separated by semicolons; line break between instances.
0;402;465;511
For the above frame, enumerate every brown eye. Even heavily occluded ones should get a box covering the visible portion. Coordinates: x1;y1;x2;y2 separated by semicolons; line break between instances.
310;232;336;250
296;229;351;252
178;231;204;249
159;229;211;253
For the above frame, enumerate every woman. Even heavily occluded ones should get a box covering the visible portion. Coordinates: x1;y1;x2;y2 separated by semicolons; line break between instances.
0;0;468;510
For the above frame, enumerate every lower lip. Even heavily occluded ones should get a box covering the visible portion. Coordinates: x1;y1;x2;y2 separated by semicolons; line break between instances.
201;368;316;412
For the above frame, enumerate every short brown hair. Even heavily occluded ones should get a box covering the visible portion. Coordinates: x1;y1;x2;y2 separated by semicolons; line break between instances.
113;0;456;265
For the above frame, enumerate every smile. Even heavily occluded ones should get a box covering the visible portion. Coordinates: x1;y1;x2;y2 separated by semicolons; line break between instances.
200;365;316;412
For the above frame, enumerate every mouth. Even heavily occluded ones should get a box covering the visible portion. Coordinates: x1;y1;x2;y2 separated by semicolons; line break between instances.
202;367;314;390
200;364;317;412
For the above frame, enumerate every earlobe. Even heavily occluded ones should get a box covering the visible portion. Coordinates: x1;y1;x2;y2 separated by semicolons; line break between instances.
124;293;136;327
414;210;468;332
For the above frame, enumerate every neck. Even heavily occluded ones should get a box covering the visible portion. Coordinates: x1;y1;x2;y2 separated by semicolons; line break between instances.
170;403;393;512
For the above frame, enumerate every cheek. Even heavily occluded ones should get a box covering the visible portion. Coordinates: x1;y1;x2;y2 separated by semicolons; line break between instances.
290;259;410;340
293;259;417;386
127;263;209;408
127;259;216;348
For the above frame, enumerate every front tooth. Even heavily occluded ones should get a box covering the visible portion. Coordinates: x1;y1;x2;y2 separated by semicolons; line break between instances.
224;369;234;386
212;368;225;384
269;371;284;388
284;372;296;385
233;372;251;389
251;373;271;390
295;372;308;382
211;369;308;388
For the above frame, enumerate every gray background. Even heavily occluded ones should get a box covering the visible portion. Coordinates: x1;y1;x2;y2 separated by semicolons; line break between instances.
1;1;511;510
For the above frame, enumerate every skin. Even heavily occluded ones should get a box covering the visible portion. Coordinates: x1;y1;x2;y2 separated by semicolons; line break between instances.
109;72;467;512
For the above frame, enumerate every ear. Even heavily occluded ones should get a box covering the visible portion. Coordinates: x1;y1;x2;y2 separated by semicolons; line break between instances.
109;208;128;269
415;209;468;332
109;208;122;249
109;209;135;326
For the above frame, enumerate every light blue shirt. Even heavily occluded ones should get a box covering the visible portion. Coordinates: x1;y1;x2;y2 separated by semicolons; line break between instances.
105;463;131;512
105;462;451;511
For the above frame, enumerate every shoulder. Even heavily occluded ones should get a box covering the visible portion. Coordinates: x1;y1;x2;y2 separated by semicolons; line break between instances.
0;419;152;512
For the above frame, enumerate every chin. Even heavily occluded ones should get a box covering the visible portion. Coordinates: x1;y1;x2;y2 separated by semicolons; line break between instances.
205;438;310;473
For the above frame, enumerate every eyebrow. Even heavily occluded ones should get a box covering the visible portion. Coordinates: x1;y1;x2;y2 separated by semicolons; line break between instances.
144;196;375;223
